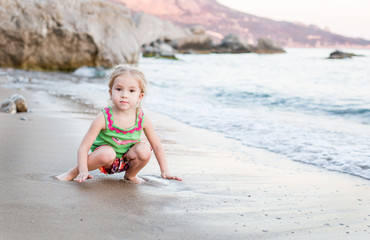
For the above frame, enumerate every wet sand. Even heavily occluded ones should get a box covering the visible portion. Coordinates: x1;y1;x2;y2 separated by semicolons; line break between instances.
1;86;370;240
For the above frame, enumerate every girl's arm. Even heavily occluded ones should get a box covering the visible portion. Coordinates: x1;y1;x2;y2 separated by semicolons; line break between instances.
76;112;105;182
143;115;182;181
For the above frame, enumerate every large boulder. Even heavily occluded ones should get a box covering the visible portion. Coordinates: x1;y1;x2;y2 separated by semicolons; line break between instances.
133;12;191;46
142;39;177;59
0;0;140;71
214;34;252;53
252;38;285;53
170;26;213;53
328;50;360;59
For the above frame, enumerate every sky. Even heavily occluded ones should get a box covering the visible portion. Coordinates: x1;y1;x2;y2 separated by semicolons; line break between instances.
217;0;370;40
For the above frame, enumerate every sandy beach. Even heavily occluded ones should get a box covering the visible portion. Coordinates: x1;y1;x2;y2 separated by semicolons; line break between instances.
1;85;370;240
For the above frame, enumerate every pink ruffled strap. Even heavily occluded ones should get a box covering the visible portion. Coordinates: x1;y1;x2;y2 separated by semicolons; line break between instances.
105;107;143;134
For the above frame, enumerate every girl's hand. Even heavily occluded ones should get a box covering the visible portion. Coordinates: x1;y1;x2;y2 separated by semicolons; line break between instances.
161;172;182;181
75;172;93;182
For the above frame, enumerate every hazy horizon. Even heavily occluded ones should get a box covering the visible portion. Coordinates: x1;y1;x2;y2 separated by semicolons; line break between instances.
217;0;370;41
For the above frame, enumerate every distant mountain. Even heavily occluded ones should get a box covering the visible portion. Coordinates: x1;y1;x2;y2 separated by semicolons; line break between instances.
110;0;370;48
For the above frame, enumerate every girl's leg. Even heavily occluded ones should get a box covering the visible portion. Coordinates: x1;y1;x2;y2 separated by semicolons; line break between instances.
124;143;152;184
56;146;116;181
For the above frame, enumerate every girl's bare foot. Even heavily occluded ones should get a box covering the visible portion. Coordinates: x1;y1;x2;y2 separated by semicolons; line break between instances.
55;171;76;181
55;167;82;181
124;175;145;184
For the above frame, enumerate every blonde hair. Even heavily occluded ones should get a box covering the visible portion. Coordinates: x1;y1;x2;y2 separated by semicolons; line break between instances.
108;64;147;95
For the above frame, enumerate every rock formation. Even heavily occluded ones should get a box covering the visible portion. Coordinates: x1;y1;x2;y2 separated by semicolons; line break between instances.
142;39;177;59
170;26;213;53
1;99;17;114
214;34;252;53
133;12;191;46
252;38;286;54
144;27;286;57
10;94;28;112
1;94;27;114
0;0;289;68
328;50;359;59
0;0;140;71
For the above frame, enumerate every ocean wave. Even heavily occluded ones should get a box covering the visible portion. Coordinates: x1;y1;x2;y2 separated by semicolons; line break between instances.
328;107;370;116
211;89;272;107
214;89;271;99
73;66;107;78
210;87;370;124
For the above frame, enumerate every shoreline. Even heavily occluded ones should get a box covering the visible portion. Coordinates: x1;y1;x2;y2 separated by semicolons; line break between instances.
1;84;370;239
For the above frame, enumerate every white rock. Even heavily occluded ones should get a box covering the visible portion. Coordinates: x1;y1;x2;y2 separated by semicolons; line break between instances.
10;94;28;112
1;99;16;114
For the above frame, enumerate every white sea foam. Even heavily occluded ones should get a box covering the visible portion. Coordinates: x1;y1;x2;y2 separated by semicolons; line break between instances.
73;66;107;78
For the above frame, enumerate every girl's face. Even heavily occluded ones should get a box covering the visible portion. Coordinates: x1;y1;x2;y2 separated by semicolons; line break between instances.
109;74;144;111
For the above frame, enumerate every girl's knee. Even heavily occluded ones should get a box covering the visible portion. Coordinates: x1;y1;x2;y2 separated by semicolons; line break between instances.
98;146;116;165
132;143;152;161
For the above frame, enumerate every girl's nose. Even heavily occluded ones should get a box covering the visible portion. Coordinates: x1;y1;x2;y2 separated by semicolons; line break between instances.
121;91;128;98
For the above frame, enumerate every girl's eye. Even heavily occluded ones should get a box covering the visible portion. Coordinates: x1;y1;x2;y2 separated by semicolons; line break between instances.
130;89;135;93
116;88;122;91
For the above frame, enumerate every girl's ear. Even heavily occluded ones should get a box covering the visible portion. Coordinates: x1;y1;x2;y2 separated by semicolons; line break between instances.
109;89;112;97
139;93;144;101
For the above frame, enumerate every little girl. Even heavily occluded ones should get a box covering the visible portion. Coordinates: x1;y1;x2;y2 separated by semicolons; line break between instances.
56;64;181;184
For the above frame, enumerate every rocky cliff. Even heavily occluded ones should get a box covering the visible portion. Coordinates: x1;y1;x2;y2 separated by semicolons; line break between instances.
0;0;140;71
133;12;191;46
112;0;370;48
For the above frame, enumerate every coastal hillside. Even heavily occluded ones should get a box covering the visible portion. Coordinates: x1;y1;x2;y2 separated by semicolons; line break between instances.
111;0;370;48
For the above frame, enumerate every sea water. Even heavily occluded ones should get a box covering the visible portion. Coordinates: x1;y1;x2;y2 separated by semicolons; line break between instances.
2;48;370;179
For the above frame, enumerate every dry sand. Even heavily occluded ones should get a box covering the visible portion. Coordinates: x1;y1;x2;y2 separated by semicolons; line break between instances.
1;86;370;240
